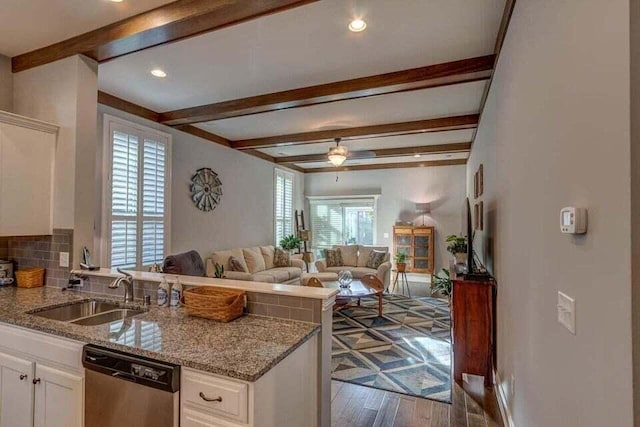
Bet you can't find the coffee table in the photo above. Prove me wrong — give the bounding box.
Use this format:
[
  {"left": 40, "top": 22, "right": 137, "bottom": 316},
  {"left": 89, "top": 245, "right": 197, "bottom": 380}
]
[{"left": 324, "top": 280, "right": 384, "bottom": 317}]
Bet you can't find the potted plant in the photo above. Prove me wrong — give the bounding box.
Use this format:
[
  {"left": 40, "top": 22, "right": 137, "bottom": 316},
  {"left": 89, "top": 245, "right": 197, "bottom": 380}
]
[
  {"left": 394, "top": 252, "right": 408, "bottom": 272},
  {"left": 446, "top": 234, "right": 468, "bottom": 264},
  {"left": 279, "top": 234, "right": 302, "bottom": 253},
  {"left": 432, "top": 268, "right": 452, "bottom": 303}
]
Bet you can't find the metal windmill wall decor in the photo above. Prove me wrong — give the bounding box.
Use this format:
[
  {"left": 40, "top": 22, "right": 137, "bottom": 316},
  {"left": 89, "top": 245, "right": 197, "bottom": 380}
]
[{"left": 190, "top": 168, "right": 222, "bottom": 212}]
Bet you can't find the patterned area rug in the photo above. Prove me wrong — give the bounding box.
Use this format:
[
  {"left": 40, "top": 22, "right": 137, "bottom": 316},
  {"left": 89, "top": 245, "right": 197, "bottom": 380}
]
[{"left": 331, "top": 294, "right": 452, "bottom": 403}]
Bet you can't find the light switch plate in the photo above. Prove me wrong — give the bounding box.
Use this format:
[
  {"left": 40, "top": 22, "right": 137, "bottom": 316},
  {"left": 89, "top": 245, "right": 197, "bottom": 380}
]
[
  {"left": 557, "top": 291, "right": 576, "bottom": 334},
  {"left": 383, "top": 233, "right": 389, "bottom": 239},
  {"left": 59, "top": 252, "right": 69, "bottom": 268}
]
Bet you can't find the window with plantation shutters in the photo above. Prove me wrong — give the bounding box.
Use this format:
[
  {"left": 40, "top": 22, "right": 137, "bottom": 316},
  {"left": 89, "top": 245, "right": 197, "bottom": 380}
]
[
  {"left": 104, "top": 115, "right": 171, "bottom": 269},
  {"left": 274, "top": 169, "right": 294, "bottom": 246}
]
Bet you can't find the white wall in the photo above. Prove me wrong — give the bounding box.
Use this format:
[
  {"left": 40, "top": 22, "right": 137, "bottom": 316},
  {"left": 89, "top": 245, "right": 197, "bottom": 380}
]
[
  {"left": 96, "top": 105, "right": 304, "bottom": 261},
  {"left": 304, "top": 165, "right": 466, "bottom": 273},
  {"left": 467, "top": 1, "right": 633, "bottom": 426},
  {"left": 0, "top": 54, "right": 12, "bottom": 112},
  {"left": 13, "top": 55, "right": 98, "bottom": 266}
]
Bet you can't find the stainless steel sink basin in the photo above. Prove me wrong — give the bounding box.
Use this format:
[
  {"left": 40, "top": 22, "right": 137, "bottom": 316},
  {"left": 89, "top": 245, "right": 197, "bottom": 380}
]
[
  {"left": 32, "top": 300, "right": 121, "bottom": 321},
  {"left": 30, "top": 300, "right": 145, "bottom": 326},
  {"left": 71, "top": 309, "right": 144, "bottom": 326}
]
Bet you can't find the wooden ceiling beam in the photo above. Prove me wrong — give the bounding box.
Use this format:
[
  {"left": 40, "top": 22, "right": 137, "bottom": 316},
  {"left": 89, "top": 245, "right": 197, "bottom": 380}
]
[
  {"left": 158, "top": 55, "right": 495, "bottom": 126},
  {"left": 232, "top": 114, "right": 479, "bottom": 150},
  {"left": 304, "top": 158, "right": 467, "bottom": 173},
  {"left": 98, "top": 90, "right": 230, "bottom": 148},
  {"left": 274, "top": 142, "right": 471, "bottom": 164},
  {"left": 12, "top": 0, "right": 318, "bottom": 72}
]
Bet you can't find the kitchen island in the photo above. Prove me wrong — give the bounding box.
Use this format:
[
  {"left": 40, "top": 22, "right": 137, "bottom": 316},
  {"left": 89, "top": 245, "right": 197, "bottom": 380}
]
[{"left": 0, "top": 284, "right": 331, "bottom": 427}]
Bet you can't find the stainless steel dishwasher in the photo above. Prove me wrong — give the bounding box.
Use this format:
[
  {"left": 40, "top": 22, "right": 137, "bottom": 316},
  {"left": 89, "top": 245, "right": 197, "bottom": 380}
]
[{"left": 82, "top": 345, "right": 180, "bottom": 427}]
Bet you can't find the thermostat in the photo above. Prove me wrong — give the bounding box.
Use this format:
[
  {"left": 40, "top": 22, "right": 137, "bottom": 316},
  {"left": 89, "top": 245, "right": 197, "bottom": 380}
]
[{"left": 560, "top": 207, "right": 587, "bottom": 234}]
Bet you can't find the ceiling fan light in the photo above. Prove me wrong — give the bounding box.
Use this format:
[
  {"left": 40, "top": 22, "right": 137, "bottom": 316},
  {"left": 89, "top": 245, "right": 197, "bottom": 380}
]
[
  {"left": 328, "top": 153, "right": 347, "bottom": 166},
  {"left": 328, "top": 145, "right": 348, "bottom": 166}
]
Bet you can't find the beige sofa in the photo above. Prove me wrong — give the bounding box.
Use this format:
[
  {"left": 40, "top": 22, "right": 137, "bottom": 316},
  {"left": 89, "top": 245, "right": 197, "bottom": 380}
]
[
  {"left": 315, "top": 245, "right": 392, "bottom": 288},
  {"left": 206, "top": 245, "right": 305, "bottom": 285}
]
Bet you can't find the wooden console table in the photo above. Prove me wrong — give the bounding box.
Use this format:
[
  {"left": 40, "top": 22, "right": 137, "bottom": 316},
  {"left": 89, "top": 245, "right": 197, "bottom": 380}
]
[{"left": 451, "top": 277, "right": 496, "bottom": 386}]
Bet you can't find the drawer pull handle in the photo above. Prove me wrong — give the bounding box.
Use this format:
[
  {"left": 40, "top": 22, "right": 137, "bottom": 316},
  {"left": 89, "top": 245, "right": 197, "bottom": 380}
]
[
  {"left": 199, "top": 392, "right": 222, "bottom": 403},
  {"left": 19, "top": 374, "right": 27, "bottom": 381},
  {"left": 32, "top": 378, "right": 41, "bottom": 385}
]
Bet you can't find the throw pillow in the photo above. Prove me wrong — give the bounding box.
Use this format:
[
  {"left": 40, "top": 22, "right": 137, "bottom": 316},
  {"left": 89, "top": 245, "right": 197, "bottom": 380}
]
[
  {"left": 336, "top": 245, "right": 358, "bottom": 266},
  {"left": 273, "top": 248, "right": 290, "bottom": 267},
  {"left": 366, "top": 250, "right": 387, "bottom": 269},
  {"left": 324, "top": 248, "right": 343, "bottom": 267},
  {"left": 229, "top": 256, "right": 247, "bottom": 272}
]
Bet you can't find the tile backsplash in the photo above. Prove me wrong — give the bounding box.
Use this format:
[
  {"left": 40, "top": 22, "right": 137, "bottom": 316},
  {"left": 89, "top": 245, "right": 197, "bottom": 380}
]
[{"left": 0, "top": 229, "right": 73, "bottom": 287}]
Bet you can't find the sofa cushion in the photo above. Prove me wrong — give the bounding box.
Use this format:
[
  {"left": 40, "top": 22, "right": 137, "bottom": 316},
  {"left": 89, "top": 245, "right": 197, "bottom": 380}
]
[
  {"left": 260, "top": 269, "right": 290, "bottom": 283},
  {"left": 229, "top": 256, "right": 247, "bottom": 272},
  {"left": 274, "top": 248, "right": 290, "bottom": 267},
  {"left": 251, "top": 273, "right": 275, "bottom": 283},
  {"left": 260, "top": 245, "right": 275, "bottom": 269},
  {"left": 243, "top": 247, "right": 266, "bottom": 273},
  {"left": 357, "top": 246, "right": 389, "bottom": 267},
  {"left": 324, "top": 266, "right": 377, "bottom": 278},
  {"left": 336, "top": 245, "right": 358, "bottom": 266},
  {"left": 366, "top": 250, "right": 387, "bottom": 269},
  {"left": 324, "top": 248, "right": 343, "bottom": 267},
  {"left": 268, "top": 266, "right": 302, "bottom": 280},
  {"left": 211, "top": 248, "right": 247, "bottom": 272}
]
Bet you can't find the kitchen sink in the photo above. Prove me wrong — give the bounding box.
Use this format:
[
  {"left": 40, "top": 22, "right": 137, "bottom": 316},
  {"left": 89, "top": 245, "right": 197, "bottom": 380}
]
[{"left": 30, "top": 300, "right": 145, "bottom": 326}]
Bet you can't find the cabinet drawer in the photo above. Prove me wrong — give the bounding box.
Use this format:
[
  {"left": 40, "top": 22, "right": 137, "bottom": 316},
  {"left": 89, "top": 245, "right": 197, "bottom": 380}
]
[{"left": 182, "top": 368, "right": 248, "bottom": 423}]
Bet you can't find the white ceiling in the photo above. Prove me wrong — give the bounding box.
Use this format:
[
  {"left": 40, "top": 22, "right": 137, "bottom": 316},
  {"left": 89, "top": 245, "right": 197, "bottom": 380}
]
[
  {"left": 198, "top": 81, "right": 485, "bottom": 140},
  {"left": 299, "top": 151, "right": 469, "bottom": 169},
  {"left": 259, "top": 129, "right": 475, "bottom": 157},
  {"left": 0, "top": 0, "right": 174, "bottom": 57},
  {"left": 37, "top": 0, "right": 505, "bottom": 171},
  {"left": 98, "top": 0, "right": 505, "bottom": 112}
]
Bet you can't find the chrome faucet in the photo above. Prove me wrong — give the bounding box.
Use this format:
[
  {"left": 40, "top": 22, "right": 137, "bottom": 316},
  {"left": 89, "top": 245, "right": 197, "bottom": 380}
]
[{"left": 109, "top": 268, "right": 135, "bottom": 304}]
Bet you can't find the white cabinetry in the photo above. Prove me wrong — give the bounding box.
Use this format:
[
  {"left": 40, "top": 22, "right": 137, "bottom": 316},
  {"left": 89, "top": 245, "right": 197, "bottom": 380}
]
[
  {"left": 0, "top": 111, "right": 57, "bottom": 236},
  {"left": 33, "top": 364, "right": 83, "bottom": 427},
  {"left": 181, "top": 334, "right": 318, "bottom": 427},
  {"left": 0, "top": 351, "right": 34, "bottom": 427},
  {"left": 0, "top": 323, "right": 84, "bottom": 427}
]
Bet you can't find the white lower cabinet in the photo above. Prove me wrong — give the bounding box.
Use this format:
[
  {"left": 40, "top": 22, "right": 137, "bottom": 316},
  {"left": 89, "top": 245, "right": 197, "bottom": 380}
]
[
  {"left": 33, "top": 364, "right": 83, "bottom": 427},
  {"left": 181, "top": 334, "right": 318, "bottom": 427},
  {"left": 0, "top": 324, "right": 84, "bottom": 427},
  {"left": 0, "top": 351, "right": 34, "bottom": 427}
]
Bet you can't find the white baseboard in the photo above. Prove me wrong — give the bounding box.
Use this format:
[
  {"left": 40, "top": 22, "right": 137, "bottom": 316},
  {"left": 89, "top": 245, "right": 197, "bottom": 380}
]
[{"left": 494, "top": 372, "right": 515, "bottom": 427}]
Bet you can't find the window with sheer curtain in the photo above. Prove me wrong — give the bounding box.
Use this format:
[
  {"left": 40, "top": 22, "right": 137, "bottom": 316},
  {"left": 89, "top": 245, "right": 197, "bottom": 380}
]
[
  {"left": 274, "top": 169, "right": 294, "bottom": 246},
  {"left": 103, "top": 115, "right": 171, "bottom": 269},
  {"left": 308, "top": 197, "right": 377, "bottom": 256}
]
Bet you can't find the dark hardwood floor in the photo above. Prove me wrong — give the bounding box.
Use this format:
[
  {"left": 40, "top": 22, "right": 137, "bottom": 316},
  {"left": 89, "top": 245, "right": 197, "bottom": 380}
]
[{"left": 331, "top": 374, "right": 503, "bottom": 427}]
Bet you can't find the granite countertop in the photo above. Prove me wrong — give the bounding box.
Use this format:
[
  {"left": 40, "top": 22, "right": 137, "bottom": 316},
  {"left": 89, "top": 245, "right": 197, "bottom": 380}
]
[{"left": 0, "top": 287, "right": 320, "bottom": 382}]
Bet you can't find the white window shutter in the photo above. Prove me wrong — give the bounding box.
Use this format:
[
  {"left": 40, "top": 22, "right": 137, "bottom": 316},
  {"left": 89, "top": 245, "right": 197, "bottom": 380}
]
[
  {"left": 106, "top": 118, "right": 170, "bottom": 269},
  {"left": 274, "top": 169, "right": 294, "bottom": 246}
]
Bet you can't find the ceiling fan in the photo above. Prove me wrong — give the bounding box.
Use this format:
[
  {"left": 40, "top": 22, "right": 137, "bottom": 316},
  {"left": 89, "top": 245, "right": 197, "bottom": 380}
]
[
  {"left": 327, "top": 138, "right": 348, "bottom": 166},
  {"left": 327, "top": 138, "right": 377, "bottom": 167}
]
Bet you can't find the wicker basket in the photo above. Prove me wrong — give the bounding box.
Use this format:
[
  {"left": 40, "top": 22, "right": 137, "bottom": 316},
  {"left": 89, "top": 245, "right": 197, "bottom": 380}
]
[
  {"left": 183, "top": 287, "right": 245, "bottom": 322},
  {"left": 15, "top": 267, "right": 45, "bottom": 288}
]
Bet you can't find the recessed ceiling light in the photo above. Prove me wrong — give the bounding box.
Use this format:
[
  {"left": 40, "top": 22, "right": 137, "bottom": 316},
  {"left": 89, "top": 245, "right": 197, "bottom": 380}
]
[
  {"left": 150, "top": 69, "right": 167, "bottom": 78},
  {"left": 348, "top": 18, "right": 367, "bottom": 32},
  {"left": 108, "top": 0, "right": 124, "bottom": 2},
  {"left": 413, "top": 154, "right": 421, "bottom": 158}
]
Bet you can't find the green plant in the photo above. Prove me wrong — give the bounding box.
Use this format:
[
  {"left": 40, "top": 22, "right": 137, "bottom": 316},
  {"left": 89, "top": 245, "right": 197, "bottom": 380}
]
[
  {"left": 432, "top": 268, "right": 452, "bottom": 297},
  {"left": 279, "top": 234, "right": 302, "bottom": 251},
  {"left": 446, "top": 234, "right": 468, "bottom": 255},
  {"left": 214, "top": 263, "right": 225, "bottom": 279},
  {"left": 394, "top": 252, "right": 408, "bottom": 264}
]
